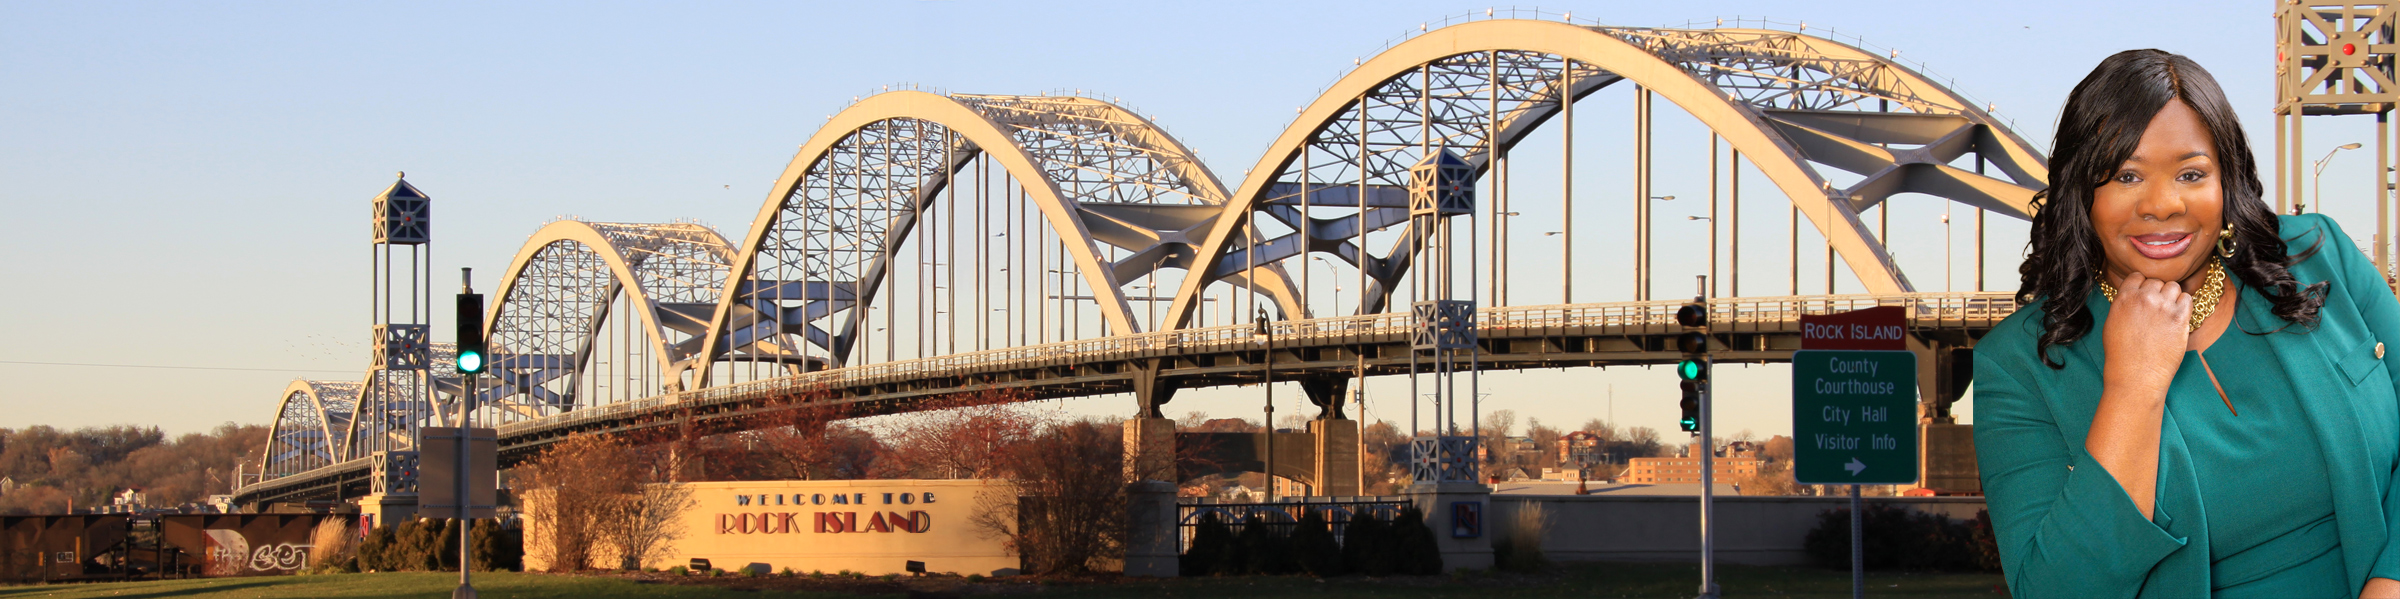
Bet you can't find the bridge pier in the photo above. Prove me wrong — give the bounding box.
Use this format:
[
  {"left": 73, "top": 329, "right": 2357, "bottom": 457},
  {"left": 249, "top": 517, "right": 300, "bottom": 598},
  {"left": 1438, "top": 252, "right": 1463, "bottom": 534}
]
[
  {"left": 1909, "top": 336, "right": 1980, "bottom": 493},
  {"left": 1309, "top": 418, "right": 1362, "bottom": 496},
  {"left": 1125, "top": 417, "right": 1177, "bottom": 482}
]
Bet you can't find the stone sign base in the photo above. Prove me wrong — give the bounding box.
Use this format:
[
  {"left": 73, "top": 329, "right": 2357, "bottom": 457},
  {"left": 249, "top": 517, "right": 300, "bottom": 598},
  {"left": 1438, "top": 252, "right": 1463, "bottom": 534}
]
[{"left": 526, "top": 479, "right": 1014, "bottom": 576}]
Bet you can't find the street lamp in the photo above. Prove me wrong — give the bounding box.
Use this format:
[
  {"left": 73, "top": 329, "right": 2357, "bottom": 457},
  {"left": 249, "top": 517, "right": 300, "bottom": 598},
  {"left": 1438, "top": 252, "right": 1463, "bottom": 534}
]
[
  {"left": 1940, "top": 211, "right": 1952, "bottom": 292},
  {"left": 1311, "top": 256, "right": 1342, "bottom": 316},
  {"left": 2306, "top": 142, "right": 2364, "bottom": 214},
  {"left": 1688, "top": 215, "right": 1715, "bottom": 292},
  {"left": 1253, "top": 308, "right": 1275, "bottom": 500}
]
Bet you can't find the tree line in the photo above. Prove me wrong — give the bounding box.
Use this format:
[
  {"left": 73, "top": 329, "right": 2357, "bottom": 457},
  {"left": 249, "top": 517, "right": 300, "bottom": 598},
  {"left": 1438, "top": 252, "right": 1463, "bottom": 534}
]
[{"left": 0, "top": 423, "right": 267, "bottom": 515}]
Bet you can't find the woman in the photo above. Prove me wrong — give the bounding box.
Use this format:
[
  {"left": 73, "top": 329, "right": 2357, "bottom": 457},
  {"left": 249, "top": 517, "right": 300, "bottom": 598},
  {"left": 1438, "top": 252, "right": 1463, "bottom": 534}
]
[{"left": 1976, "top": 49, "right": 2400, "bottom": 598}]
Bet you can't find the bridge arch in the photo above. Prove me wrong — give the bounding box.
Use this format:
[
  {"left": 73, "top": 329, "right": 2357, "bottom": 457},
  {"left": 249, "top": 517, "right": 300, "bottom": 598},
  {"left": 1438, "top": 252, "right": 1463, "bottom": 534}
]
[
  {"left": 1165, "top": 19, "right": 2048, "bottom": 327},
  {"left": 261, "top": 380, "right": 360, "bottom": 478},
  {"left": 482, "top": 220, "right": 735, "bottom": 422},
  {"left": 692, "top": 91, "right": 1298, "bottom": 386}
]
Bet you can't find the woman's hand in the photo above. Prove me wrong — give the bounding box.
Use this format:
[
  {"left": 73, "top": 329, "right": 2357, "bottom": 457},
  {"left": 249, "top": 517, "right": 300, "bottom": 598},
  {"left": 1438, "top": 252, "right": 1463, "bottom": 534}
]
[
  {"left": 2087, "top": 270, "right": 2191, "bottom": 519},
  {"left": 2364, "top": 577, "right": 2400, "bottom": 599},
  {"left": 2102, "top": 271, "right": 2194, "bottom": 393}
]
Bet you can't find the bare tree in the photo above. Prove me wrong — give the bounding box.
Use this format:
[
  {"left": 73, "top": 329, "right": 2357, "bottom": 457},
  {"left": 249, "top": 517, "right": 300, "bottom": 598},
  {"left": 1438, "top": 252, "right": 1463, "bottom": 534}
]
[
  {"left": 592, "top": 482, "right": 694, "bottom": 570},
  {"left": 1360, "top": 420, "right": 1411, "bottom": 494},
  {"left": 970, "top": 419, "right": 1126, "bottom": 575},
  {"left": 517, "top": 433, "right": 639, "bottom": 571},
  {"left": 880, "top": 389, "right": 1043, "bottom": 479},
  {"left": 1524, "top": 418, "right": 1564, "bottom": 471},
  {"left": 1480, "top": 410, "right": 1518, "bottom": 470}
]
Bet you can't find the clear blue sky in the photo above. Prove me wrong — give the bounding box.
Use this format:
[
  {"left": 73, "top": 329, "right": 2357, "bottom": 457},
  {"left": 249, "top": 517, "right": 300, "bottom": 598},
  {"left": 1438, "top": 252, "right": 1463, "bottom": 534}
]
[{"left": 2, "top": 0, "right": 2360, "bottom": 442}]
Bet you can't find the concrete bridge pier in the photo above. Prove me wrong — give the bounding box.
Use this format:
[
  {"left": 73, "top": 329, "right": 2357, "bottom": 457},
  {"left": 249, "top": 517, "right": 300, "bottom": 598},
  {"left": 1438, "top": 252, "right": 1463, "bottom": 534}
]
[
  {"left": 1909, "top": 336, "right": 1980, "bottom": 493},
  {"left": 1125, "top": 417, "right": 1177, "bottom": 482}
]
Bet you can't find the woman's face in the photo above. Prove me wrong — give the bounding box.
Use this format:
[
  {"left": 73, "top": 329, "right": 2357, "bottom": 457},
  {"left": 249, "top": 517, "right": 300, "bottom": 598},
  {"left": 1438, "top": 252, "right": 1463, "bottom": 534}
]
[{"left": 2089, "top": 99, "right": 2224, "bottom": 287}]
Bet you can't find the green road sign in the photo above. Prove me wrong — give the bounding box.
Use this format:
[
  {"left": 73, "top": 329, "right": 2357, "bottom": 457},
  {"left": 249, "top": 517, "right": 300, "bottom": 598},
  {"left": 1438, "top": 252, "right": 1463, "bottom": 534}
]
[{"left": 1792, "top": 349, "right": 1918, "bottom": 485}]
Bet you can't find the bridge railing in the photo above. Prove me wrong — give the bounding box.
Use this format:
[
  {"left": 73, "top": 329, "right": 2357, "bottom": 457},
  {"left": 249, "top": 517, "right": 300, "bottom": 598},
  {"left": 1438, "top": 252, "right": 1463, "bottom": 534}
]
[
  {"left": 243, "top": 293, "right": 2022, "bottom": 497},
  {"left": 658, "top": 293, "right": 2017, "bottom": 419}
]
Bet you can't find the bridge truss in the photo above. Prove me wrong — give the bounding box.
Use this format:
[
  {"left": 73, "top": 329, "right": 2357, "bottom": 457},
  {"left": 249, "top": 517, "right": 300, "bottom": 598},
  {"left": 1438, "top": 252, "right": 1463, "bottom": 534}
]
[{"left": 244, "top": 16, "right": 2045, "bottom": 507}]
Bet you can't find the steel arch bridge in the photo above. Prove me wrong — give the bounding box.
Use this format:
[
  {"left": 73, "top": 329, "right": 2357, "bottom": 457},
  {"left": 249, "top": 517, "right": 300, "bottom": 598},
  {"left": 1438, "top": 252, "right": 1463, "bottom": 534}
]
[{"left": 243, "top": 17, "right": 2042, "bottom": 508}]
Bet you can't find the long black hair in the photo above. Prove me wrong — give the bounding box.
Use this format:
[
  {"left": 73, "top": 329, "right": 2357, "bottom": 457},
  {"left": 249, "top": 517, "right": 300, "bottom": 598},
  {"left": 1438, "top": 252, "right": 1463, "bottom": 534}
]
[{"left": 2020, "top": 49, "right": 2323, "bottom": 368}]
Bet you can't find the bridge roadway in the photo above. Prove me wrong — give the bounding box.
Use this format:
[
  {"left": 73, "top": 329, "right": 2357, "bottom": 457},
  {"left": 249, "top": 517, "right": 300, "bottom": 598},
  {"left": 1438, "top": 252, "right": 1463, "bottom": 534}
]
[{"left": 236, "top": 292, "right": 2015, "bottom": 509}]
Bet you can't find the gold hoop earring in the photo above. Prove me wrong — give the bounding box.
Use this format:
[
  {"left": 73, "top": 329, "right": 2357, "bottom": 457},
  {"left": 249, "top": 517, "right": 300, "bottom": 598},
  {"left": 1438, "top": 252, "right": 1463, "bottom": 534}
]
[{"left": 2218, "top": 224, "right": 2237, "bottom": 259}]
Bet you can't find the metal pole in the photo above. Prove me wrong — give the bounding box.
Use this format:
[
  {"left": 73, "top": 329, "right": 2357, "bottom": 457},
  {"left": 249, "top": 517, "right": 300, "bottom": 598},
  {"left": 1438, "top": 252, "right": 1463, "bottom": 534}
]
[
  {"left": 1697, "top": 275, "right": 1717, "bottom": 599},
  {"left": 1851, "top": 483, "right": 1865, "bottom": 599},
  {"left": 456, "top": 270, "right": 477, "bottom": 599},
  {"left": 1709, "top": 135, "right": 1719, "bottom": 297},
  {"left": 1562, "top": 63, "right": 1576, "bottom": 304},
  {"left": 1263, "top": 310, "right": 1275, "bottom": 501},
  {"left": 1732, "top": 149, "right": 1741, "bottom": 297},
  {"left": 2278, "top": 106, "right": 2290, "bottom": 213},
  {"left": 2382, "top": 111, "right": 2392, "bottom": 276}
]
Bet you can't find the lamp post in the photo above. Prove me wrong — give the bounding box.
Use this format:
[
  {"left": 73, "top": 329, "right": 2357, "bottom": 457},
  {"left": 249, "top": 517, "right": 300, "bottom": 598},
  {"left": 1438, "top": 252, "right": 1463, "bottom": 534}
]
[
  {"left": 1941, "top": 211, "right": 1952, "bottom": 292},
  {"left": 1645, "top": 195, "right": 1676, "bottom": 300},
  {"left": 1687, "top": 215, "right": 1714, "bottom": 290},
  {"left": 2307, "top": 142, "right": 2364, "bottom": 214},
  {"left": 1312, "top": 256, "right": 1341, "bottom": 316},
  {"left": 1253, "top": 309, "right": 1274, "bottom": 500}
]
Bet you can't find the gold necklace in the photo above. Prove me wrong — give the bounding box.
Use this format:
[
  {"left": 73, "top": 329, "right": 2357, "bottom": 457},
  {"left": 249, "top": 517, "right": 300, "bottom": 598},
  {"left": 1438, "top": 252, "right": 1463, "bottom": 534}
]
[{"left": 2097, "top": 259, "right": 2228, "bottom": 333}]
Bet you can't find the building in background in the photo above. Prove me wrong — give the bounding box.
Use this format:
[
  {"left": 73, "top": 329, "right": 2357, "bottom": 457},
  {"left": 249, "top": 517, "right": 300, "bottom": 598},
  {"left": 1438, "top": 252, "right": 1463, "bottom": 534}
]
[{"left": 1621, "top": 440, "right": 1762, "bottom": 485}]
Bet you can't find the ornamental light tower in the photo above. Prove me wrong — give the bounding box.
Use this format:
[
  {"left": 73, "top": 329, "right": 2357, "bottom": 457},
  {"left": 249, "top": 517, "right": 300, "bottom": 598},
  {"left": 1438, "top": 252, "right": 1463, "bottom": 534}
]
[{"left": 361, "top": 172, "right": 437, "bottom": 502}]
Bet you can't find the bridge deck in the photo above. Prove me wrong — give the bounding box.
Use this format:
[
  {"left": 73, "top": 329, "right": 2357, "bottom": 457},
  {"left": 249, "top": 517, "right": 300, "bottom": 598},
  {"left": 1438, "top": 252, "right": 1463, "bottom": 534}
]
[{"left": 236, "top": 293, "right": 2016, "bottom": 507}]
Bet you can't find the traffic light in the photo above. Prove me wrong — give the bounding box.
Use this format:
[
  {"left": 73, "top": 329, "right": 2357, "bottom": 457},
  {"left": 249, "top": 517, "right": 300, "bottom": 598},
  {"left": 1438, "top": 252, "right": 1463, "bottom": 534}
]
[
  {"left": 456, "top": 291, "right": 486, "bottom": 375},
  {"left": 1679, "top": 381, "right": 1701, "bottom": 433},
  {"left": 1675, "top": 301, "right": 1708, "bottom": 433}
]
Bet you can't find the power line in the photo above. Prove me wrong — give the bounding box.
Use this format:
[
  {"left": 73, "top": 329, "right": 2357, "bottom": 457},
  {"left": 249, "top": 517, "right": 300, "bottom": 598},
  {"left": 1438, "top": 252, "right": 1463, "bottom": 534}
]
[{"left": 0, "top": 360, "right": 352, "bottom": 374}]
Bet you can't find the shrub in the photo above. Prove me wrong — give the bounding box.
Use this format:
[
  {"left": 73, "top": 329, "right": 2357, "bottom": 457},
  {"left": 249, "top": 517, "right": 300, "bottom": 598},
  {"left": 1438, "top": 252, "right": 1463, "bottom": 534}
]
[
  {"left": 967, "top": 573, "right": 986, "bottom": 582},
  {"left": 357, "top": 525, "right": 396, "bottom": 571},
  {"left": 1390, "top": 507, "right": 1443, "bottom": 576},
  {"left": 1342, "top": 512, "right": 1394, "bottom": 576},
  {"left": 1290, "top": 509, "right": 1344, "bottom": 577},
  {"left": 1235, "top": 513, "right": 1298, "bottom": 575},
  {"left": 1971, "top": 509, "right": 2003, "bottom": 572},
  {"left": 1802, "top": 503, "right": 1994, "bottom": 572},
  {"left": 1180, "top": 511, "right": 1237, "bottom": 576},
  {"left": 470, "top": 519, "right": 523, "bottom": 572},
  {"left": 668, "top": 565, "right": 687, "bottom": 576}
]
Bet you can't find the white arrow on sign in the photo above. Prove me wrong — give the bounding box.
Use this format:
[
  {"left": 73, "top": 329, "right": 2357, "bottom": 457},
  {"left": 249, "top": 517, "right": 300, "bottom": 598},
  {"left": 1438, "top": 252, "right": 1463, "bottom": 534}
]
[{"left": 1846, "top": 458, "right": 1867, "bottom": 476}]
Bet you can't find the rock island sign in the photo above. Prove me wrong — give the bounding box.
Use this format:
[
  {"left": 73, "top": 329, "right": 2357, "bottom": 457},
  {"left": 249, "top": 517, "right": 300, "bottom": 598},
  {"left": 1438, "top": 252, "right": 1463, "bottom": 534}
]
[{"left": 1792, "top": 307, "right": 1918, "bottom": 485}]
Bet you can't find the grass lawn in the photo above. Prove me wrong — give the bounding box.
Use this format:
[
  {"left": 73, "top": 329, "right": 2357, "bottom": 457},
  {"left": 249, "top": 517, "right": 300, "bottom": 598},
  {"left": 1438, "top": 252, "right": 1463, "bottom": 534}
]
[{"left": 0, "top": 563, "right": 2005, "bottom": 598}]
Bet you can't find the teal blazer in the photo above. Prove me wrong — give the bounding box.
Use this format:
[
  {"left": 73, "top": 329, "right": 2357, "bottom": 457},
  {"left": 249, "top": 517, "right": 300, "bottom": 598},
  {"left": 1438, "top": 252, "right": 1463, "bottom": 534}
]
[{"left": 1976, "top": 214, "right": 2400, "bottom": 598}]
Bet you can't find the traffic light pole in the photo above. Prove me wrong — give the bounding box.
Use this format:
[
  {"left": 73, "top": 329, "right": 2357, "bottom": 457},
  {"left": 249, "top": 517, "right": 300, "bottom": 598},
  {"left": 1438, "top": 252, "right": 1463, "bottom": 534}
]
[
  {"left": 456, "top": 368, "right": 477, "bottom": 599},
  {"left": 1695, "top": 276, "right": 1718, "bottom": 599},
  {"left": 455, "top": 268, "right": 481, "bottom": 599}
]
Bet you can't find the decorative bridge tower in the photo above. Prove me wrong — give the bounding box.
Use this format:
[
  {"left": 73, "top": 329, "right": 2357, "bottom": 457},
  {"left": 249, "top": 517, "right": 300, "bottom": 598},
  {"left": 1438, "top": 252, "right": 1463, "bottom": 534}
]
[{"left": 359, "top": 173, "right": 438, "bottom": 523}]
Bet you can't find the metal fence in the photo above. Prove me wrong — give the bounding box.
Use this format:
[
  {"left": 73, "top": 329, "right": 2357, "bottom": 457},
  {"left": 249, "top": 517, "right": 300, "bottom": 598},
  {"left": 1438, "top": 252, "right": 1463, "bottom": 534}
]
[{"left": 1175, "top": 497, "right": 1409, "bottom": 552}]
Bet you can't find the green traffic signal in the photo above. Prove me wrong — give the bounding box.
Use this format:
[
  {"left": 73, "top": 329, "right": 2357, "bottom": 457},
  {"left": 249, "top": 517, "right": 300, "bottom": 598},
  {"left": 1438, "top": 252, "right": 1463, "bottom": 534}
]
[
  {"left": 1678, "top": 358, "right": 1709, "bottom": 381},
  {"left": 457, "top": 291, "right": 487, "bottom": 375},
  {"left": 1678, "top": 380, "right": 1701, "bottom": 433}
]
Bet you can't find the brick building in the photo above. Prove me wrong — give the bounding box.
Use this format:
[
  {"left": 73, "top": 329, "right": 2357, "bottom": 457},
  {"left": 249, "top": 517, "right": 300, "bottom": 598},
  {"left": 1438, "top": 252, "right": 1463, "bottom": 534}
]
[{"left": 1621, "top": 440, "right": 1762, "bottom": 484}]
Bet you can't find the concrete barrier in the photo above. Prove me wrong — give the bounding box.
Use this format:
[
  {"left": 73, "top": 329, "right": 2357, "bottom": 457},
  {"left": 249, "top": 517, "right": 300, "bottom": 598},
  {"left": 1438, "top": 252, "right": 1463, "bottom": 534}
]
[{"left": 1490, "top": 494, "right": 1985, "bottom": 566}]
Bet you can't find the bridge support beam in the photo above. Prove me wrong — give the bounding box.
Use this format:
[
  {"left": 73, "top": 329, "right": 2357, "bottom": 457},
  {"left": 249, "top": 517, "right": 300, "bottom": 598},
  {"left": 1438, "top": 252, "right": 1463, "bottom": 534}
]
[
  {"left": 1131, "top": 362, "right": 1178, "bottom": 419},
  {"left": 1298, "top": 376, "right": 1349, "bottom": 420},
  {"left": 1125, "top": 417, "right": 1177, "bottom": 482},
  {"left": 1309, "top": 418, "right": 1361, "bottom": 496}
]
